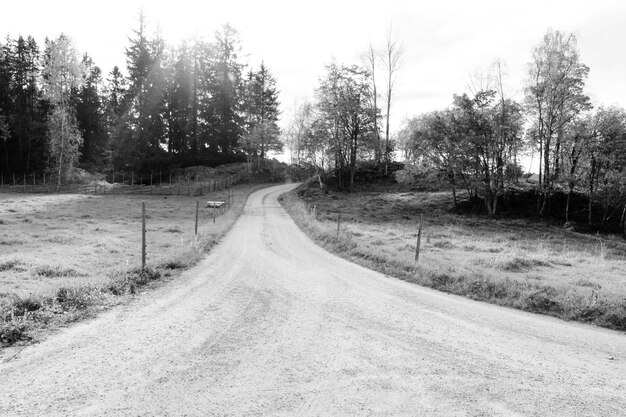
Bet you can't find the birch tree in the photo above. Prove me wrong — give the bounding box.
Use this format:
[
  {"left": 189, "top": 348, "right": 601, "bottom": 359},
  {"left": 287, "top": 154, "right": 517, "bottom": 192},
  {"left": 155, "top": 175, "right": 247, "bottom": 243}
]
[
  {"left": 42, "top": 34, "right": 85, "bottom": 188},
  {"left": 525, "top": 29, "right": 591, "bottom": 215}
]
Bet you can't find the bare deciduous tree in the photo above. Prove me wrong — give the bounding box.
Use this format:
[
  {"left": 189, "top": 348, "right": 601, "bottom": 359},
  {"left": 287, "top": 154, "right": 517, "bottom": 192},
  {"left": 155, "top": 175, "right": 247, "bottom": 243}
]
[
  {"left": 361, "top": 43, "right": 382, "bottom": 174},
  {"left": 381, "top": 24, "right": 404, "bottom": 174}
]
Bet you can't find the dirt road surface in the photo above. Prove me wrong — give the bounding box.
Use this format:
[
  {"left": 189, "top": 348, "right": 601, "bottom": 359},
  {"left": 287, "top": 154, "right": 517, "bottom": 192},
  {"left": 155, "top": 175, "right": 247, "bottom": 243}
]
[{"left": 1, "top": 184, "right": 625, "bottom": 416}]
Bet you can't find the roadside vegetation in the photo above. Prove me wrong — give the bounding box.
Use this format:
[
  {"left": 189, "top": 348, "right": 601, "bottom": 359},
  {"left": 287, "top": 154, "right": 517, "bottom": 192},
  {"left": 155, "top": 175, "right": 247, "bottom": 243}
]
[
  {"left": 284, "top": 29, "right": 626, "bottom": 237},
  {"left": 277, "top": 27, "right": 626, "bottom": 331},
  {"left": 281, "top": 180, "right": 626, "bottom": 331},
  {"left": 0, "top": 183, "right": 264, "bottom": 347}
]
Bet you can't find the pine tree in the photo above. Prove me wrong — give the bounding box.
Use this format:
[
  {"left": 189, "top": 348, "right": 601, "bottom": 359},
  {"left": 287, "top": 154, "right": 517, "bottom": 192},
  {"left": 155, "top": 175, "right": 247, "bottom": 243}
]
[
  {"left": 8, "top": 36, "right": 47, "bottom": 173},
  {"left": 104, "top": 65, "right": 130, "bottom": 172},
  {"left": 123, "top": 10, "right": 152, "bottom": 172},
  {"left": 123, "top": 11, "right": 168, "bottom": 173},
  {"left": 0, "top": 37, "right": 13, "bottom": 173},
  {"left": 165, "top": 41, "right": 193, "bottom": 159},
  {"left": 144, "top": 26, "right": 167, "bottom": 158},
  {"left": 242, "top": 62, "right": 281, "bottom": 167},
  {"left": 74, "top": 54, "right": 108, "bottom": 170},
  {"left": 199, "top": 24, "right": 245, "bottom": 161}
]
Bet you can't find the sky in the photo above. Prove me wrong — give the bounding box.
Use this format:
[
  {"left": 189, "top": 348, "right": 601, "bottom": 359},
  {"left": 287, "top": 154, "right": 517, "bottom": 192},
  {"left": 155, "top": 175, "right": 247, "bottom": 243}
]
[{"left": 2, "top": 0, "right": 625, "bottom": 137}]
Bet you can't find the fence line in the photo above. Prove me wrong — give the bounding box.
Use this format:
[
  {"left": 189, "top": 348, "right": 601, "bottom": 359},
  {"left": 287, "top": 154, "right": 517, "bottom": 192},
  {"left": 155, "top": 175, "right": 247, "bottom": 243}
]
[
  {"left": 140, "top": 188, "right": 235, "bottom": 269},
  {"left": 0, "top": 170, "right": 248, "bottom": 197}
]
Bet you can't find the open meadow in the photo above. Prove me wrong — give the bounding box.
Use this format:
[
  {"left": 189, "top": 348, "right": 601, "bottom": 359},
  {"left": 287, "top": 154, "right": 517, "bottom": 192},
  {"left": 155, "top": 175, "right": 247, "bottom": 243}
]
[
  {"left": 282, "top": 182, "right": 626, "bottom": 331},
  {"left": 0, "top": 184, "right": 262, "bottom": 345}
]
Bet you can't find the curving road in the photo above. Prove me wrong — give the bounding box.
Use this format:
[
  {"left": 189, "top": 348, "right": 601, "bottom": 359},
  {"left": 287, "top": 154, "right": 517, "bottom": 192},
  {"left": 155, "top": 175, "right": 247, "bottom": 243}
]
[{"left": 1, "top": 184, "right": 625, "bottom": 416}]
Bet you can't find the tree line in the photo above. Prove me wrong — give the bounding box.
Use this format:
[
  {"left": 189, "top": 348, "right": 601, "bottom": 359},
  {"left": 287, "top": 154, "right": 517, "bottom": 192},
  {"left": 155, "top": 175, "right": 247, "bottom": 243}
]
[
  {"left": 0, "top": 11, "right": 281, "bottom": 184},
  {"left": 397, "top": 29, "right": 626, "bottom": 232},
  {"left": 285, "top": 28, "right": 403, "bottom": 191},
  {"left": 286, "top": 29, "right": 625, "bottom": 233}
]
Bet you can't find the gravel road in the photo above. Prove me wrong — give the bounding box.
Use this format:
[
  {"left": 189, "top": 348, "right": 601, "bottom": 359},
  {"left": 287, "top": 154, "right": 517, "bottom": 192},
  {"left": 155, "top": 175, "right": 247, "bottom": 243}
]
[{"left": 1, "top": 183, "right": 625, "bottom": 416}]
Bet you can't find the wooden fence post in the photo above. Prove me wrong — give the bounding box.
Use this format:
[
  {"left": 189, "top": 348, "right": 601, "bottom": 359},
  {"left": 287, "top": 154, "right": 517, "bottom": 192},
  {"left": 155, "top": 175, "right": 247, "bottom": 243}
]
[
  {"left": 12, "top": 172, "right": 15, "bottom": 186},
  {"left": 150, "top": 171, "right": 153, "bottom": 187},
  {"left": 337, "top": 214, "right": 341, "bottom": 236},
  {"left": 213, "top": 204, "right": 216, "bottom": 224},
  {"left": 415, "top": 215, "right": 423, "bottom": 263},
  {"left": 195, "top": 200, "right": 199, "bottom": 235},
  {"left": 142, "top": 202, "right": 146, "bottom": 270}
]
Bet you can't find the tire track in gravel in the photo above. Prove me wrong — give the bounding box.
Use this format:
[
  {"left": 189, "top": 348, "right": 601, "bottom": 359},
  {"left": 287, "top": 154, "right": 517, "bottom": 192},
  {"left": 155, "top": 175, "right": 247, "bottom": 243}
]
[{"left": 0, "top": 183, "right": 625, "bottom": 416}]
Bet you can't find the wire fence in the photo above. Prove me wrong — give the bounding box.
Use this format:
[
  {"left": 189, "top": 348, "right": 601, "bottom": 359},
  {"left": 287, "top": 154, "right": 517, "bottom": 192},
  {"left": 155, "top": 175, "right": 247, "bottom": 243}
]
[{"left": 0, "top": 169, "right": 248, "bottom": 197}]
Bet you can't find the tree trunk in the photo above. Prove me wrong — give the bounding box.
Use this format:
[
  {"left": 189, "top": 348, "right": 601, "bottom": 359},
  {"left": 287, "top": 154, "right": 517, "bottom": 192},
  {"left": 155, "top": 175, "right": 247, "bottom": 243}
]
[
  {"left": 588, "top": 157, "right": 596, "bottom": 226},
  {"left": 492, "top": 193, "right": 498, "bottom": 216},
  {"left": 622, "top": 203, "right": 626, "bottom": 238},
  {"left": 192, "top": 40, "right": 199, "bottom": 153},
  {"left": 450, "top": 169, "right": 458, "bottom": 209},
  {"left": 601, "top": 190, "right": 609, "bottom": 230},
  {"left": 588, "top": 183, "right": 593, "bottom": 226},
  {"left": 57, "top": 110, "right": 65, "bottom": 192},
  {"left": 536, "top": 134, "right": 543, "bottom": 214},
  {"left": 566, "top": 185, "right": 573, "bottom": 223},
  {"left": 384, "top": 95, "right": 391, "bottom": 175},
  {"left": 539, "top": 189, "right": 550, "bottom": 216},
  {"left": 349, "top": 168, "right": 355, "bottom": 191},
  {"left": 484, "top": 196, "right": 493, "bottom": 216},
  {"left": 3, "top": 142, "right": 8, "bottom": 173},
  {"left": 543, "top": 135, "right": 550, "bottom": 190},
  {"left": 538, "top": 134, "right": 543, "bottom": 187},
  {"left": 349, "top": 131, "right": 358, "bottom": 191},
  {"left": 367, "top": 46, "right": 381, "bottom": 177},
  {"left": 316, "top": 167, "right": 324, "bottom": 189},
  {"left": 484, "top": 188, "right": 498, "bottom": 216}
]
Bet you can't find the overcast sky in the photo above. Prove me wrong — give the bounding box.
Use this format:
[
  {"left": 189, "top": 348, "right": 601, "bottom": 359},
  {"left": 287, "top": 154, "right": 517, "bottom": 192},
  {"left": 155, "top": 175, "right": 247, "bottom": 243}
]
[{"left": 2, "top": 0, "right": 625, "bottom": 134}]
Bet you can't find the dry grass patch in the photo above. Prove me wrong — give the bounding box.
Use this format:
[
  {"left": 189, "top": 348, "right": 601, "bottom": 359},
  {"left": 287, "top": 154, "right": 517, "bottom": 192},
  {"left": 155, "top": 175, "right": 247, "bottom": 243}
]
[
  {"left": 0, "top": 260, "right": 26, "bottom": 272},
  {"left": 0, "top": 183, "right": 265, "bottom": 347},
  {"left": 33, "top": 265, "right": 86, "bottom": 278},
  {"left": 282, "top": 182, "right": 626, "bottom": 331}
]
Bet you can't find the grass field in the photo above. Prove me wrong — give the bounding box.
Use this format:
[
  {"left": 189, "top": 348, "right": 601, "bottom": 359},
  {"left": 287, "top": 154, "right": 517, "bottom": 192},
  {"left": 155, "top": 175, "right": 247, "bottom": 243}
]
[
  {"left": 0, "top": 184, "right": 263, "bottom": 346},
  {"left": 281, "top": 182, "right": 626, "bottom": 331}
]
